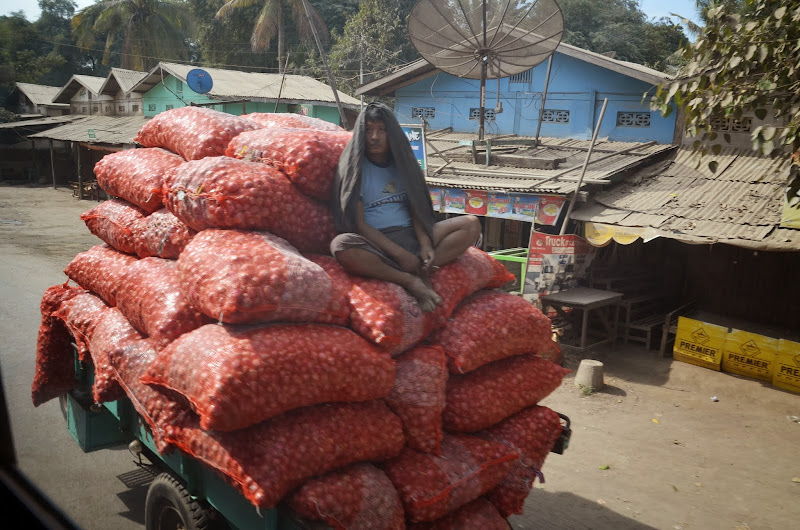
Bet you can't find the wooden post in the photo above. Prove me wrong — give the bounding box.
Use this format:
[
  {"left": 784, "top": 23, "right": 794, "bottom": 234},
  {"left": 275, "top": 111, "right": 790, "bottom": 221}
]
[
  {"left": 49, "top": 139, "right": 56, "bottom": 189},
  {"left": 74, "top": 142, "right": 83, "bottom": 200}
]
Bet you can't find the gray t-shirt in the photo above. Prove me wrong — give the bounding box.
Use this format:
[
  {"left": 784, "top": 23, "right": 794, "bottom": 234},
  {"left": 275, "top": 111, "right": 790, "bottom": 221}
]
[{"left": 360, "top": 159, "right": 412, "bottom": 229}]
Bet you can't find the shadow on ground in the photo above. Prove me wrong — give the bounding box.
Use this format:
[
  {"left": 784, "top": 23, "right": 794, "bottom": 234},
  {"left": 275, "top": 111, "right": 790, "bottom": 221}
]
[{"left": 510, "top": 489, "right": 657, "bottom": 529}]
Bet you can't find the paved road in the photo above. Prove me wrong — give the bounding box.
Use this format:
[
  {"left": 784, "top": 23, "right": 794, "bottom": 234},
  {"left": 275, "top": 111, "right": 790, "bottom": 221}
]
[{"left": 0, "top": 186, "right": 147, "bottom": 529}]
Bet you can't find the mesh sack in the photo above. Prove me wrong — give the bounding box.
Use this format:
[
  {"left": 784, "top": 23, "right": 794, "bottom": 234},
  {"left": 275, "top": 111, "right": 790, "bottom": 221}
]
[
  {"left": 63, "top": 244, "right": 138, "bottom": 306},
  {"left": 479, "top": 406, "right": 563, "bottom": 517},
  {"left": 347, "top": 247, "right": 515, "bottom": 355},
  {"left": 87, "top": 307, "right": 144, "bottom": 404},
  {"left": 177, "top": 229, "right": 348, "bottom": 325},
  {"left": 134, "top": 107, "right": 260, "bottom": 161},
  {"left": 286, "top": 462, "right": 405, "bottom": 530},
  {"left": 80, "top": 199, "right": 146, "bottom": 255},
  {"left": 242, "top": 112, "right": 346, "bottom": 132},
  {"left": 142, "top": 322, "right": 396, "bottom": 432},
  {"left": 433, "top": 291, "right": 553, "bottom": 374},
  {"left": 93, "top": 147, "right": 185, "bottom": 213},
  {"left": 385, "top": 345, "right": 448, "bottom": 455},
  {"left": 173, "top": 400, "right": 405, "bottom": 508},
  {"left": 407, "top": 497, "right": 509, "bottom": 530},
  {"left": 31, "top": 284, "right": 87, "bottom": 407},
  {"left": 51, "top": 292, "right": 110, "bottom": 363},
  {"left": 114, "top": 257, "right": 211, "bottom": 348},
  {"left": 226, "top": 127, "right": 352, "bottom": 200},
  {"left": 132, "top": 208, "right": 196, "bottom": 259},
  {"left": 162, "top": 156, "right": 336, "bottom": 253},
  {"left": 382, "top": 434, "right": 518, "bottom": 523},
  {"left": 108, "top": 338, "right": 195, "bottom": 452},
  {"left": 303, "top": 253, "right": 354, "bottom": 291},
  {"left": 443, "top": 355, "right": 570, "bottom": 433}
]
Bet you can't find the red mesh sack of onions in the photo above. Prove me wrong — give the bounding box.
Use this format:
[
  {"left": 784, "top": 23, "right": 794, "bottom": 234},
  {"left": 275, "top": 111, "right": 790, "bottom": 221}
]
[
  {"left": 286, "top": 463, "right": 405, "bottom": 530},
  {"left": 64, "top": 245, "right": 138, "bottom": 306},
  {"left": 50, "top": 292, "right": 110, "bottom": 363},
  {"left": 432, "top": 291, "right": 553, "bottom": 375},
  {"left": 162, "top": 156, "right": 336, "bottom": 253},
  {"left": 141, "top": 322, "right": 396, "bottom": 432},
  {"left": 347, "top": 247, "right": 515, "bottom": 355},
  {"left": 80, "top": 199, "right": 146, "bottom": 255},
  {"left": 134, "top": 107, "right": 260, "bottom": 161},
  {"left": 114, "top": 257, "right": 212, "bottom": 348},
  {"left": 407, "top": 497, "right": 508, "bottom": 530},
  {"left": 172, "top": 400, "right": 405, "bottom": 509},
  {"left": 177, "top": 229, "right": 348, "bottom": 325},
  {"left": 242, "top": 112, "right": 346, "bottom": 132},
  {"left": 31, "top": 284, "right": 87, "bottom": 407},
  {"left": 385, "top": 345, "right": 448, "bottom": 455},
  {"left": 93, "top": 147, "right": 185, "bottom": 213},
  {"left": 478, "top": 406, "right": 563, "bottom": 517},
  {"left": 382, "top": 434, "right": 518, "bottom": 523},
  {"left": 226, "top": 127, "right": 352, "bottom": 200},
  {"left": 132, "top": 208, "right": 196, "bottom": 259},
  {"left": 86, "top": 307, "right": 144, "bottom": 404},
  {"left": 443, "top": 355, "right": 570, "bottom": 433},
  {"left": 108, "top": 338, "right": 195, "bottom": 452}
]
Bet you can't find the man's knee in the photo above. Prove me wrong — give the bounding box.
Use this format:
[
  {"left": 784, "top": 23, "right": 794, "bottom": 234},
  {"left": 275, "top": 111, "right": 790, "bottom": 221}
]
[{"left": 464, "top": 215, "right": 481, "bottom": 241}]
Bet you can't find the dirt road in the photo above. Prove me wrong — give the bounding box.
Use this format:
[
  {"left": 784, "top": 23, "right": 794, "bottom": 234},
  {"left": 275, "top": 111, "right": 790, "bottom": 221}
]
[{"left": 1, "top": 185, "right": 798, "bottom": 529}]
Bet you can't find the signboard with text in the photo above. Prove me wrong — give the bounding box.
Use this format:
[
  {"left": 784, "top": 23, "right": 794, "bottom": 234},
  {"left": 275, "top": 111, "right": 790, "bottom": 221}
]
[
  {"left": 522, "top": 232, "right": 594, "bottom": 300},
  {"left": 400, "top": 124, "right": 427, "bottom": 171}
]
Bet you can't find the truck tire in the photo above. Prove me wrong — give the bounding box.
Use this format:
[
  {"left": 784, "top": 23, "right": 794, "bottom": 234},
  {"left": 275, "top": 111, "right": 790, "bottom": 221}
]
[{"left": 145, "top": 472, "right": 210, "bottom": 530}]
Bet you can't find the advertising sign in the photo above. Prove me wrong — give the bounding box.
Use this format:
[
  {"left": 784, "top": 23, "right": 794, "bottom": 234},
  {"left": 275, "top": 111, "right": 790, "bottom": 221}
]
[
  {"left": 465, "top": 190, "right": 488, "bottom": 215},
  {"left": 444, "top": 188, "right": 466, "bottom": 213},
  {"left": 429, "top": 187, "right": 443, "bottom": 212},
  {"left": 672, "top": 317, "right": 727, "bottom": 371},
  {"left": 522, "top": 231, "right": 594, "bottom": 300},
  {"left": 400, "top": 124, "right": 427, "bottom": 171}
]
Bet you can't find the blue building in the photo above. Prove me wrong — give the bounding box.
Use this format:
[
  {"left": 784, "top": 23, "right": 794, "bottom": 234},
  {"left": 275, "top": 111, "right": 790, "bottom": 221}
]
[{"left": 358, "top": 42, "right": 678, "bottom": 144}]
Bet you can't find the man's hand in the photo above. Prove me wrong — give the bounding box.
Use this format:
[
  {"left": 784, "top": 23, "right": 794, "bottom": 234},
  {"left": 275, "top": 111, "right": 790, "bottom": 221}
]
[
  {"left": 396, "top": 249, "right": 422, "bottom": 275},
  {"left": 419, "top": 245, "right": 436, "bottom": 273}
]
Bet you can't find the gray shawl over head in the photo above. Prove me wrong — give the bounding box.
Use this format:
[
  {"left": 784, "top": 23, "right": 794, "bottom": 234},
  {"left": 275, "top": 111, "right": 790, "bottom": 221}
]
[{"left": 331, "top": 102, "right": 435, "bottom": 242}]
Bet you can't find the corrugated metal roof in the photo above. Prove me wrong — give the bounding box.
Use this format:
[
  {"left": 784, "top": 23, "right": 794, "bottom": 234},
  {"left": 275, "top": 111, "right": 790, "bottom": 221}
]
[
  {"left": 570, "top": 146, "right": 800, "bottom": 251},
  {"left": 0, "top": 115, "right": 82, "bottom": 130},
  {"left": 52, "top": 75, "right": 107, "bottom": 103},
  {"left": 14, "top": 83, "right": 66, "bottom": 106},
  {"left": 100, "top": 68, "right": 148, "bottom": 95},
  {"left": 28, "top": 116, "right": 148, "bottom": 145},
  {"left": 131, "top": 62, "right": 361, "bottom": 108},
  {"left": 424, "top": 131, "right": 675, "bottom": 195}
]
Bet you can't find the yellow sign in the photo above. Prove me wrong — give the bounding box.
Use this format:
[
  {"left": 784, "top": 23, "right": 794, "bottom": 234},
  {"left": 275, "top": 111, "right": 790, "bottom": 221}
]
[
  {"left": 773, "top": 339, "right": 800, "bottom": 394},
  {"left": 672, "top": 317, "right": 726, "bottom": 371},
  {"left": 584, "top": 222, "right": 643, "bottom": 246},
  {"left": 721, "top": 329, "right": 778, "bottom": 382}
]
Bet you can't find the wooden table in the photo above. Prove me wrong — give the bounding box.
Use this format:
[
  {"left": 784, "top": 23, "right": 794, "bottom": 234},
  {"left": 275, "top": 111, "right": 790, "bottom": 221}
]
[{"left": 541, "top": 287, "right": 624, "bottom": 352}]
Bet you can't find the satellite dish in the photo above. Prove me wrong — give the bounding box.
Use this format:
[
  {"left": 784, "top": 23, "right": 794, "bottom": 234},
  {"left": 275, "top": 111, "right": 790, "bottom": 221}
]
[
  {"left": 408, "top": 0, "right": 563, "bottom": 139},
  {"left": 186, "top": 69, "right": 213, "bottom": 94}
]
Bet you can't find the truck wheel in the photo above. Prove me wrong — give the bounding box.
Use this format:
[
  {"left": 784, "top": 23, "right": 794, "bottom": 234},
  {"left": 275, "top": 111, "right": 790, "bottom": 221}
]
[{"left": 145, "top": 472, "right": 210, "bottom": 530}]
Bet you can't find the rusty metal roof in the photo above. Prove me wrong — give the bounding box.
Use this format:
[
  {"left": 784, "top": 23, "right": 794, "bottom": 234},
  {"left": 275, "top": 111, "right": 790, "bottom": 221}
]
[
  {"left": 424, "top": 131, "right": 675, "bottom": 195},
  {"left": 99, "top": 68, "right": 148, "bottom": 95},
  {"left": 28, "top": 116, "right": 148, "bottom": 145},
  {"left": 570, "top": 146, "right": 800, "bottom": 251},
  {"left": 14, "top": 83, "right": 67, "bottom": 107}
]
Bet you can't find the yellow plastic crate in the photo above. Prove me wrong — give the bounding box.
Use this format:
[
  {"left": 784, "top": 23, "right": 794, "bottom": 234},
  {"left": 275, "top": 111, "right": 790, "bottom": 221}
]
[
  {"left": 672, "top": 317, "right": 726, "bottom": 371},
  {"left": 773, "top": 339, "right": 800, "bottom": 394},
  {"left": 721, "top": 329, "right": 778, "bottom": 383}
]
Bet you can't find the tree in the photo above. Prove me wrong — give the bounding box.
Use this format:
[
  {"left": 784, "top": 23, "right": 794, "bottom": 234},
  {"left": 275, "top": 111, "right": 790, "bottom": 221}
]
[
  {"left": 215, "top": 0, "right": 329, "bottom": 73},
  {"left": 72, "top": 0, "right": 195, "bottom": 71}
]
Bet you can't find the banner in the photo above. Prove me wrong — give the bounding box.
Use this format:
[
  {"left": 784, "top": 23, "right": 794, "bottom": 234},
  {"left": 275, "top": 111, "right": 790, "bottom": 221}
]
[
  {"left": 465, "top": 190, "right": 488, "bottom": 215},
  {"left": 487, "top": 193, "right": 512, "bottom": 218},
  {"left": 400, "top": 124, "right": 427, "bottom": 171},
  {"left": 537, "top": 195, "right": 566, "bottom": 225},
  {"left": 443, "top": 188, "right": 466, "bottom": 213},
  {"left": 522, "top": 232, "right": 594, "bottom": 300},
  {"left": 429, "top": 187, "right": 442, "bottom": 212},
  {"left": 510, "top": 194, "right": 538, "bottom": 221}
]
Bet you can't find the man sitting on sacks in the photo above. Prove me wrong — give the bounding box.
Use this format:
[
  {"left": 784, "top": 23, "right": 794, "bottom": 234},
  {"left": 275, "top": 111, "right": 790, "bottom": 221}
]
[{"left": 331, "top": 102, "right": 481, "bottom": 312}]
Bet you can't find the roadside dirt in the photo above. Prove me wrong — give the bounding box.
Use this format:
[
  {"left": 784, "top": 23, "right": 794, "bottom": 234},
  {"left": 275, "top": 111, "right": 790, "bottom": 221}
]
[{"left": 2, "top": 185, "right": 798, "bottom": 530}]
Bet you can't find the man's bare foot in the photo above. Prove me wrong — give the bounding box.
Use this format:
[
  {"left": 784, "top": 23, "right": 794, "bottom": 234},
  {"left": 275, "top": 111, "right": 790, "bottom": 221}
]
[{"left": 405, "top": 275, "right": 442, "bottom": 312}]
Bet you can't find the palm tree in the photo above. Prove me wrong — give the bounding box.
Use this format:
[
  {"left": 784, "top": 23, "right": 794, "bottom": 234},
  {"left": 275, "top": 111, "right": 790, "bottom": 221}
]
[
  {"left": 215, "top": 0, "right": 329, "bottom": 73},
  {"left": 73, "top": 0, "right": 195, "bottom": 71}
]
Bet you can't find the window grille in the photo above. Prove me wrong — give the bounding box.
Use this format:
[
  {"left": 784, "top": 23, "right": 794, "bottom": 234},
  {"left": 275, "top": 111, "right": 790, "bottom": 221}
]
[
  {"left": 510, "top": 69, "right": 532, "bottom": 84},
  {"left": 469, "top": 108, "right": 496, "bottom": 121},
  {"left": 132, "top": 105, "right": 139, "bottom": 112},
  {"left": 542, "top": 109, "right": 570, "bottom": 123},
  {"left": 711, "top": 116, "right": 752, "bottom": 132},
  {"left": 617, "top": 111, "right": 651, "bottom": 127},
  {"left": 148, "top": 104, "right": 156, "bottom": 112},
  {"left": 81, "top": 107, "right": 87, "bottom": 114},
  {"left": 165, "top": 105, "right": 173, "bottom": 110},
  {"left": 119, "top": 105, "right": 125, "bottom": 112},
  {"left": 412, "top": 107, "right": 435, "bottom": 119},
  {"left": 105, "top": 106, "right": 111, "bottom": 113},
  {"left": 92, "top": 106, "right": 98, "bottom": 113}
]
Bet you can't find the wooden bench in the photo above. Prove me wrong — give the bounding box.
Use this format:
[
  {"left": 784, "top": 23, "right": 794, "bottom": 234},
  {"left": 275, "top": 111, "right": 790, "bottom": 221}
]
[
  {"left": 658, "top": 301, "right": 697, "bottom": 357},
  {"left": 626, "top": 300, "right": 695, "bottom": 353}
]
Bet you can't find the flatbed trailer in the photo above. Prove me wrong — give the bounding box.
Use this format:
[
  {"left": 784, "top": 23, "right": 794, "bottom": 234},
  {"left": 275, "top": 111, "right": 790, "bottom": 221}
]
[{"left": 61, "top": 354, "right": 319, "bottom": 530}]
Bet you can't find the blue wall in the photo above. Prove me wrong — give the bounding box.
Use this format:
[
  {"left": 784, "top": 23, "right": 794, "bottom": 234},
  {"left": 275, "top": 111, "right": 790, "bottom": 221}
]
[{"left": 394, "top": 53, "right": 677, "bottom": 144}]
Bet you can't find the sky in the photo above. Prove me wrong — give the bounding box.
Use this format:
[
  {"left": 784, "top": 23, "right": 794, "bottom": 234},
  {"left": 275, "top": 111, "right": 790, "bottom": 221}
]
[{"left": 8, "top": 0, "right": 703, "bottom": 26}]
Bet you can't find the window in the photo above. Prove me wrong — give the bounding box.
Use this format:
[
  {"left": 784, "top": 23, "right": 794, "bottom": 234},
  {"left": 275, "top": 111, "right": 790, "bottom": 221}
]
[
  {"left": 105, "top": 106, "right": 111, "bottom": 113},
  {"left": 132, "top": 105, "right": 139, "bottom": 112},
  {"left": 92, "top": 106, "right": 98, "bottom": 113},
  {"left": 617, "top": 111, "right": 651, "bottom": 127},
  {"left": 80, "top": 89, "right": 86, "bottom": 97},
  {"left": 148, "top": 104, "right": 156, "bottom": 112},
  {"left": 119, "top": 105, "right": 125, "bottom": 112},
  {"left": 81, "top": 106, "right": 87, "bottom": 114},
  {"left": 711, "top": 116, "right": 752, "bottom": 132},
  {"left": 469, "top": 108, "right": 496, "bottom": 121},
  {"left": 510, "top": 70, "right": 532, "bottom": 84},
  {"left": 542, "top": 109, "right": 570, "bottom": 123},
  {"left": 87, "top": 92, "right": 92, "bottom": 100},
  {"left": 412, "top": 107, "right": 435, "bottom": 119},
  {"left": 165, "top": 105, "right": 174, "bottom": 110}
]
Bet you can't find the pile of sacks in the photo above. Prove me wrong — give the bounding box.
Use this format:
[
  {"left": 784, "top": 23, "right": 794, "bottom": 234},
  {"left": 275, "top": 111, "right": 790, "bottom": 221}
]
[{"left": 32, "top": 107, "right": 569, "bottom": 529}]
